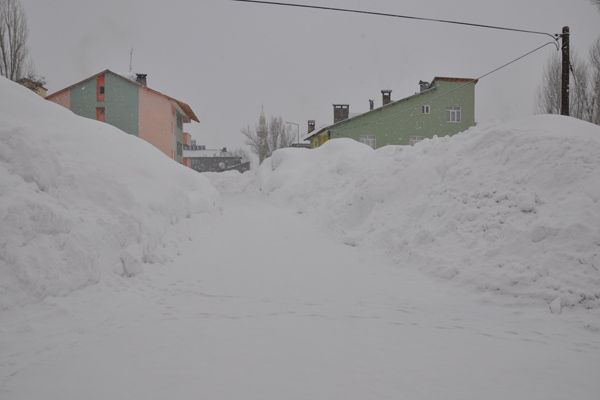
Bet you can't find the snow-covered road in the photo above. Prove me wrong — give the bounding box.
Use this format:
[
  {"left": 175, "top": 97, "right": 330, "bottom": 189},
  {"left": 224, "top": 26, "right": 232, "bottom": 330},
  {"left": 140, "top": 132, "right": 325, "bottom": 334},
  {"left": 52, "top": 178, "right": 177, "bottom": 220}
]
[{"left": 1, "top": 194, "right": 600, "bottom": 399}]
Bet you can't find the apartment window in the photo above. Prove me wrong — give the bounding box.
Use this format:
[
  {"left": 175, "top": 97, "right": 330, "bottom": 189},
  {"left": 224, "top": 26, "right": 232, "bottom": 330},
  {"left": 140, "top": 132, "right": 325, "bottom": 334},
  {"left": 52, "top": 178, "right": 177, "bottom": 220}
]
[
  {"left": 421, "top": 105, "right": 430, "bottom": 114},
  {"left": 177, "top": 142, "right": 183, "bottom": 157},
  {"left": 447, "top": 106, "right": 461, "bottom": 123},
  {"left": 358, "top": 134, "right": 376, "bottom": 149},
  {"left": 96, "top": 74, "right": 105, "bottom": 102},
  {"left": 409, "top": 136, "right": 425, "bottom": 146},
  {"left": 96, "top": 107, "right": 105, "bottom": 122},
  {"left": 176, "top": 112, "right": 183, "bottom": 130}
]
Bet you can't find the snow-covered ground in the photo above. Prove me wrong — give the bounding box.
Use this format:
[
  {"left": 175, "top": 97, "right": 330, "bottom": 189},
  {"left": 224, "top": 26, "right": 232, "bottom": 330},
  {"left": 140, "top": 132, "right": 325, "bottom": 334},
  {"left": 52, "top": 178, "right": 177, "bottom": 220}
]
[
  {"left": 0, "top": 78, "right": 218, "bottom": 310},
  {"left": 2, "top": 195, "right": 600, "bottom": 399},
  {"left": 256, "top": 118, "right": 600, "bottom": 310},
  {"left": 1, "top": 78, "right": 600, "bottom": 399}
]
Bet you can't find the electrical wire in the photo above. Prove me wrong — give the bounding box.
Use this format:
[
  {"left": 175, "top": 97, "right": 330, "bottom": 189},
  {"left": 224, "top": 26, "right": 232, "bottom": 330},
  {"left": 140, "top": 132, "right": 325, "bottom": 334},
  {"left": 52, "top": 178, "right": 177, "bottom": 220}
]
[
  {"left": 231, "top": 0, "right": 560, "bottom": 40},
  {"left": 308, "top": 41, "right": 559, "bottom": 139},
  {"left": 230, "top": 0, "right": 564, "bottom": 137}
]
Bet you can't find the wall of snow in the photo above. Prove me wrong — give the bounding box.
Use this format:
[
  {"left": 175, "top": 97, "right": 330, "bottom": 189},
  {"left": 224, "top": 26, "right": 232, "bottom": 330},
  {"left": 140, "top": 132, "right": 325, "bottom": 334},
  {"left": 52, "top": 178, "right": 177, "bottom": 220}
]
[
  {"left": 0, "top": 78, "right": 218, "bottom": 310},
  {"left": 257, "top": 117, "right": 600, "bottom": 309}
]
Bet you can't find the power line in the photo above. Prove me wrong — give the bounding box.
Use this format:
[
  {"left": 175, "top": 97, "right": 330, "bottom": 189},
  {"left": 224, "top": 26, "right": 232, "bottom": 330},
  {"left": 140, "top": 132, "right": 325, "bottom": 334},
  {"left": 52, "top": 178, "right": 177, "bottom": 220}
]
[
  {"left": 231, "top": 0, "right": 559, "bottom": 40},
  {"left": 476, "top": 41, "right": 558, "bottom": 82},
  {"left": 369, "top": 41, "right": 559, "bottom": 128},
  {"left": 232, "top": 0, "right": 571, "bottom": 121},
  {"left": 417, "top": 41, "right": 559, "bottom": 111},
  {"left": 308, "top": 41, "right": 559, "bottom": 139}
]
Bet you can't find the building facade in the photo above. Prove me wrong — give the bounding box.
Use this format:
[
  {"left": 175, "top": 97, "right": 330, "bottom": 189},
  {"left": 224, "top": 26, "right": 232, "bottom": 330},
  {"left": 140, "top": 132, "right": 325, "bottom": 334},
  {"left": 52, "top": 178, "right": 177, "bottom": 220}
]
[
  {"left": 183, "top": 142, "right": 250, "bottom": 173},
  {"left": 46, "top": 70, "right": 199, "bottom": 164},
  {"left": 306, "top": 77, "right": 477, "bottom": 149}
]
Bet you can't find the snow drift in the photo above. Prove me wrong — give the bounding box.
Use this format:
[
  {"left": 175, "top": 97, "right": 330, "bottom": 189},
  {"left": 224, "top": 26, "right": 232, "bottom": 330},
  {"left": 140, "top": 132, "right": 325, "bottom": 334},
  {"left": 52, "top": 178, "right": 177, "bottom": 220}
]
[
  {"left": 0, "top": 78, "right": 218, "bottom": 310},
  {"left": 257, "top": 116, "right": 600, "bottom": 309}
]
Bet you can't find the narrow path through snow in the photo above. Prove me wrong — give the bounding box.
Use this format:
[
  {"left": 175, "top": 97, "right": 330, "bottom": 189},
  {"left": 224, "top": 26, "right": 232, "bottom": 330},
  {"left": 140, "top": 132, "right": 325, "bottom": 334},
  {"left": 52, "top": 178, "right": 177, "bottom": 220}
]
[{"left": 1, "top": 194, "right": 599, "bottom": 399}]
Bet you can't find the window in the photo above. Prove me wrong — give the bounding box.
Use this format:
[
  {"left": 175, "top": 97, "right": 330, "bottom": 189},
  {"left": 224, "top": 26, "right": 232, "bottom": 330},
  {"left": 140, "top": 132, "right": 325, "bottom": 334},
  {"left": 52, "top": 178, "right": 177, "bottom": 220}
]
[
  {"left": 447, "top": 106, "right": 461, "bottom": 123},
  {"left": 96, "top": 74, "right": 105, "bottom": 102},
  {"left": 96, "top": 107, "right": 105, "bottom": 122},
  {"left": 358, "top": 134, "right": 376, "bottom": 149},
  {"left": 176, "top": 112, "right": 183, "bottom": 130},
  {"left": 409, "top": 136, "right": 425, "bottom": 145},
  {"left": 177, "top": 142, "right": 183, "bottom": 157},
  {"left": 421, "top": 105, "right": 430, "bottom": 114}
]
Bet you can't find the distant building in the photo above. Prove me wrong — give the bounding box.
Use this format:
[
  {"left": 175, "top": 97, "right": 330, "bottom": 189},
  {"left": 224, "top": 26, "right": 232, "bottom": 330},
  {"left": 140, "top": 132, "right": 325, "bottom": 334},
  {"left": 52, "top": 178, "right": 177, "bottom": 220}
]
[
  {"left": 289, "top": 143, "right": 311, "bottom": 149},
  {"left": 18, "top": 77, "right": 47, "bottom": 97},
  {"left": 306, "top": 77, "right": 477, "bottom": 149},
  {"left": 46, "top": 69, "right": 199, "bottom": 164},
  {"left": 184, "top": 141, "right": 250, "bottom": 173}
]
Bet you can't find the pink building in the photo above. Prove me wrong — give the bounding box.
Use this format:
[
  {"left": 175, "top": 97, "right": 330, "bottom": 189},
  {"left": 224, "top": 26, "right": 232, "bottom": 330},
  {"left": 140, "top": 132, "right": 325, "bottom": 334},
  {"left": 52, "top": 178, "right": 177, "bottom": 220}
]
[{"left": 46, "top": 70, "right": 199, "bottom": 164}]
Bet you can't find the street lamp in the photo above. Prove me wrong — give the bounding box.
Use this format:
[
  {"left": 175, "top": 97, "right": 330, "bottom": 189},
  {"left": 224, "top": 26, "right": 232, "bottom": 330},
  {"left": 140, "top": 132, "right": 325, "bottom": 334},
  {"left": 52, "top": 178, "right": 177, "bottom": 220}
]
[{"left": 286, "top": 121, "right": 300, "bottom": 144}]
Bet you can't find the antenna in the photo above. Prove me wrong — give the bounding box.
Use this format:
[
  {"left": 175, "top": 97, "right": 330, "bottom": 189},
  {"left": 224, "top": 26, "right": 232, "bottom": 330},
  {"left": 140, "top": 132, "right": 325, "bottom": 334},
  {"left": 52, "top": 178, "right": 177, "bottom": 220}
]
[{"left": 129, "top": 48, "right": 134, "bottom": 73}]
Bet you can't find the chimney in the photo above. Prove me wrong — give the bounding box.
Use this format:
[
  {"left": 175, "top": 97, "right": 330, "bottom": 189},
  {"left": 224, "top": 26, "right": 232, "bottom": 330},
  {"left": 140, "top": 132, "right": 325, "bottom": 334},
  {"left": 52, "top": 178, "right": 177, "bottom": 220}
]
[
  {"left": 381, "top": 90, "right": 392, "bottom": 106},
  {"left": 369, "top": 99, "right": 374, "bottom": 111},
  {"left": 136, "top": 73, "right": 147, "bottom": 87},
  {"left": 333, "top": 104, "right": 349, "bottom": 124},
  {"left": 419, "top": 80, "right": 430, "bottom": 92},
  {"left": 308, "top": 120, "right": 316, "bottom": 134}
]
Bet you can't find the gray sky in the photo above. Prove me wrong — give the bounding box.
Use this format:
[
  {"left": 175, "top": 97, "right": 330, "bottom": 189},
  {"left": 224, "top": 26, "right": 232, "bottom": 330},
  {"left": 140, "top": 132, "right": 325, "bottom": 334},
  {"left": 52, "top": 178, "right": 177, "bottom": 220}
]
[{"left": 22, "top": 0, "right": 600, "bottom": 150}]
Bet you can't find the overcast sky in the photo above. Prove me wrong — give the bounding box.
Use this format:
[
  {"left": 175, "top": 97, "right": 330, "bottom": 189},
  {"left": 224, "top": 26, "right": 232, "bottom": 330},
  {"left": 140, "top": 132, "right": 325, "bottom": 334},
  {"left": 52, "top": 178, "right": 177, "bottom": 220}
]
[{"left": 22, "top": 0, "right": 600, "bottom": 150}]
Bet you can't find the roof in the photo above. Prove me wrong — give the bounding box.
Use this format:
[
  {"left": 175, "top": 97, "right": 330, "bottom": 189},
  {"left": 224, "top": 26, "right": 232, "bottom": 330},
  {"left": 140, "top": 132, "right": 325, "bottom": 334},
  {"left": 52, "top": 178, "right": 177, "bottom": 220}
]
[
  {"left": 305, "top": 76, "right": 477, "bottom": 141},
  {"left": 431, "top": 76, "right": 478, "bottom": 85},
  {"left": 46, "top": 69, "right": 199, "bottom": 123},
  {"left": 183, "top": 149, "right": 235, "bottom": 158}
]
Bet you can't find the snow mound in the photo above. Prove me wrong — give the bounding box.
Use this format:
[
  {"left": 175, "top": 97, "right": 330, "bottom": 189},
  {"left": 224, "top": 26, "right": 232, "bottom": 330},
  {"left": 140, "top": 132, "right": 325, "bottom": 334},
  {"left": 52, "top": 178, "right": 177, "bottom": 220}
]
[
  {"left": 202, "top": 170, "right": 255, "bottom": 195},
  {"left": 257, "top": 116, "right": 600, "bottom": 309},
  {"left": 0, "top": 78, "right": 218, "bottom": 310}
]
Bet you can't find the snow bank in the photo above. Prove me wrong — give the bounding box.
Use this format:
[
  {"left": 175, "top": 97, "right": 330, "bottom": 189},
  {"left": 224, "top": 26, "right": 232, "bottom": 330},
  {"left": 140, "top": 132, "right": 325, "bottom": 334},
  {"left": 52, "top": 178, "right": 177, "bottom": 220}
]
[
  {"left": 0, "top": 78, "right": 218, "bottom": 310},
  {"left": 202, "top": 170, "right": 255, "bottom": 195},
  {"left": 257, "top": 116, "right": 600, "bottom": 309}
]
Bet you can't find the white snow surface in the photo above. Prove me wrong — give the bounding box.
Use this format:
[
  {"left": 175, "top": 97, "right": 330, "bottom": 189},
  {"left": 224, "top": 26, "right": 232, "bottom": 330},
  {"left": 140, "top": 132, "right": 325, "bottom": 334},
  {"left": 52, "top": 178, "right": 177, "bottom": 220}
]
[
  {"left": 0, "top": 77, "right": 218, "bottom": 310},
  {"left": 2, "top": 194, "right": 599, "bottom": 400},
  {"left": 1, "top": 80, "right": 600, "bottom": 399},
  {"left": 256, "top": 117, "right": 600, "bottom": 309}
]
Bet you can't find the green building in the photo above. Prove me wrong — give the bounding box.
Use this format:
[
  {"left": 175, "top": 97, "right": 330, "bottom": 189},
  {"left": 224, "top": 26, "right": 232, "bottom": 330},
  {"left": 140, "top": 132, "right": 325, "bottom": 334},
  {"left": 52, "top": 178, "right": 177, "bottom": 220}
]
[{"left": 306, "top": 77, "right": 477, "bottom": 148}]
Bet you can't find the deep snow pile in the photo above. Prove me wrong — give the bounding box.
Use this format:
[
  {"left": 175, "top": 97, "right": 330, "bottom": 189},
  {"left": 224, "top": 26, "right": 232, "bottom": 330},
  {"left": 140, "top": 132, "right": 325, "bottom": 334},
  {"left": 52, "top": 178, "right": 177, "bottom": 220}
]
[
  {"left": 257, "top": 116, "right": 600, "bottom": 309},
  {"left": 0, "top": 78, "right": 218, "bottom": 310},
  {"left": 203, "top": 170, "right": 255, "bottom": 194}
]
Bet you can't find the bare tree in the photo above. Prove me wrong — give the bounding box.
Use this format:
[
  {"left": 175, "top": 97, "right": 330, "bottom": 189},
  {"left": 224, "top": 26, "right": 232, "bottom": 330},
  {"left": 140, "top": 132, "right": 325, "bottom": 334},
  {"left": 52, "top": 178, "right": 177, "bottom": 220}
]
[
  {"left": 537, "top": 53, "right": 561, "bottom": 115},
  {"left": 268, "top": 116, "right": 294, "bottom": 152},
  {"left": 241, "top": 109, "right": 294, "bottom": 163},
  {"left": 571, "top": 58, "right": 592, "bottom": 121},
  {"left": 230, "top": 147, "right": 250, "bottom": 162},
  {"left": 242, "top": 109, "right": 269, "bottom": 163},
  {"left": 536, "top": 50, "right": 592, "bottom": 121},
  {"left": 0, "top": 0, "right": 29, "bottom": 81},
  {"left": 590, "top": 37, "right": 600, "bottom": 124}
]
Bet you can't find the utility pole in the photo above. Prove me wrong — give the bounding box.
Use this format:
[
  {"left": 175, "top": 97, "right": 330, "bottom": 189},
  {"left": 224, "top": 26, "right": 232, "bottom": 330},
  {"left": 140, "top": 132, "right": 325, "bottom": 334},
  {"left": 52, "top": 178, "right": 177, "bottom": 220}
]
[{"left": 561, "top": 26, "right": 570, "bottom": 116}]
